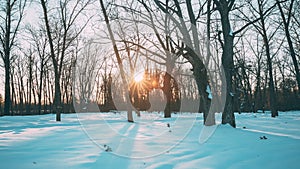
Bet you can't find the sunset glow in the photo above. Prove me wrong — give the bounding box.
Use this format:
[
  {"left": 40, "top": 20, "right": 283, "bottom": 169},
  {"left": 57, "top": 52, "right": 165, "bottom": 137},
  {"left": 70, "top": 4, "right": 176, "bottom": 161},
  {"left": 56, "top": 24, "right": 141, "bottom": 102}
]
[{"left": 134, "top": 72, "right": 144, "bottom": 82}]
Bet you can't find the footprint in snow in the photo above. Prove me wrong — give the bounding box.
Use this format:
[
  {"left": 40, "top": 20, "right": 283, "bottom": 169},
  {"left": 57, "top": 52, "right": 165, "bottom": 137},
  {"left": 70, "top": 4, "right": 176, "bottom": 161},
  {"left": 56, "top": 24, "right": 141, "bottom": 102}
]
[
  {"left": 260, "top": 136, "right": 268, "bottom": 140},
  {"left": 104, "top": 144, "right": 112, "bottom": 152}
]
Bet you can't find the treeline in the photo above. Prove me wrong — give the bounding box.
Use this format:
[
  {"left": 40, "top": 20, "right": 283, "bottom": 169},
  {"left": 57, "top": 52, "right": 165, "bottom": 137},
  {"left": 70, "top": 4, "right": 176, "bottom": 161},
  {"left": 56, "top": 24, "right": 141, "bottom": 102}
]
[{"left": 0, "top": 72, "right": 298, "bottom": 115}]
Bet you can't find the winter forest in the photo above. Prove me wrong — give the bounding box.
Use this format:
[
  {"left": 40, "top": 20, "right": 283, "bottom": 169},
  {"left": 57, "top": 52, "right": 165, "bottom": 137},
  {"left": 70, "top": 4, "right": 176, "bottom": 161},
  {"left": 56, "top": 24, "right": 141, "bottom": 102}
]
[
  {"left": 1, "top": 0, "right": 300, "bottom": 124},
  {"left": 1, "top": 0, "right": 300, "bottom": 168}
]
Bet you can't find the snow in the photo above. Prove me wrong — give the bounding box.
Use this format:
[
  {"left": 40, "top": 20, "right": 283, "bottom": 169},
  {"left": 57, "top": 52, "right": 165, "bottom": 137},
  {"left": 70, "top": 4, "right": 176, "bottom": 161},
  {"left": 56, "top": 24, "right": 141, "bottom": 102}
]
[
  {"left": 229, "top": 28, "right": 234, "bottom": 36},
  {"left": 206, "top": 85, "right": 213, "bottom": 100},
  {"left": 1, "top": 111, "right": 300, "bottom": 169}
]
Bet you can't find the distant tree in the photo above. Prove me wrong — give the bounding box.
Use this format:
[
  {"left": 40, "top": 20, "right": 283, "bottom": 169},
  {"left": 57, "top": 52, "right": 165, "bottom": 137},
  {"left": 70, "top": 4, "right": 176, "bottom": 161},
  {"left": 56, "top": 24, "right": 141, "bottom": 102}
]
[
  {"left": 26, "top": 25, "right": 50, "bottom": 114},
  {"left": 98, "top": 72, "right": 116, "bottom": 112},
  {"left": 23, "top": 48, "right": 35, "bottom": 114},
  {"left": 278, "top": 78, "right": 298, "bottom": 110},
  {"left": 245, "top": 34, "right": 265, "bottom": 112},
  {"left": 234, "top": 51, "right": 254, "bottom": 112},
  {"left": 74, "top": 39, "right": 101, "bottom": 112},
  {"left": 14, "top": 56, "right": 25, "bottom": 114}
]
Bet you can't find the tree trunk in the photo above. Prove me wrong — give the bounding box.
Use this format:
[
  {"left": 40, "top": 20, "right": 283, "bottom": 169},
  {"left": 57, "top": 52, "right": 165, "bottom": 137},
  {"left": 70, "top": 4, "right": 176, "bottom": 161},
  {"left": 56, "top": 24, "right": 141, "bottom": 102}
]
[
  {"left": 38, "top": 65, "right": 44, "bottom": 114},
  {"left": 217, "top": 2, "right": 236, "bottom": 128},
  {"left": 4, "top": 59, "right": 10, "bottom": 115},
  {"left": 264, "top": 38, "right": 278, "bottom": 117},
  {"left": 99, "top": 0, "right": 133, "bottom": 122},
  {"left": 41, "top": 0, "right": 62, "bottom": 121},
  {"left": 162, "top": 73, "right": 172, "bottom": 118},
  {"left": 11, "top": 72, "right": 16, "bottom": 115},
  {"left": 27, "top": 55, "right": 33, "bottom": 114},
  {"left": 255, "top": 61, "right": 262, "bottom": 112},
  {"left": 184, "top": 45, "right": 214, "bottom": 125},
  {"left": 54, "top": 70, "right": 61, "bottom": 121},
  {"left": 193, "top": 66, "right": 214, "bottom": 126},
  {"left": 205, "top": 0, "right": 212, "bottom": 66},
  {"left": 3, "top": 0, "right": 12, "bottom": 116},
  {"left": 259, "top": 3, "right": 278, "bottom": 117}
]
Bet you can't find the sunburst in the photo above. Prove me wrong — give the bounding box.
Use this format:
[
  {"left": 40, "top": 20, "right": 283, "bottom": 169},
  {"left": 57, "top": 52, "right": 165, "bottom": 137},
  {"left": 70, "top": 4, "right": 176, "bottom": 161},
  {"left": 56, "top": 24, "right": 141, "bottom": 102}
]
[{"left": 134, "top": 72, "right": 144, "bottom": 83}]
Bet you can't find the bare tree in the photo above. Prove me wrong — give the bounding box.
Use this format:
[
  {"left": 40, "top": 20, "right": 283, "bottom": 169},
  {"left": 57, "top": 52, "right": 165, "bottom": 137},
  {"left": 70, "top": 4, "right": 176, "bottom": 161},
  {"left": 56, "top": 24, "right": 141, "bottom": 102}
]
[
  {"left": 234, "top": 38, "right": 254, "bottom": 112},
  {"left": 213, "top": 0, "right": 283, "bottom": 125},
  {"left": 143, "top": 0, "right": 215, "bottom": 125},
  {"left": 99, "top": 0, "right": 134, "bottom": 122},
  {"left": 256, "top": 0, "right": 279, "bottom": 117},
  {"left": 276, "top": 0, "right": 300, "bottom": 91},
  {"left": 117, "top": 0, "right": 184, "bottom": 118},
  {"left": 213, "top": 0, "right": 236, "bottom": 127},
  {"left": 245, "top": 33, "right": 265, "bottom": 112},
  {"left": 40, "top": 0, "right": 93, "bottom": 121},
  {"left": 291, "top": 1, "right": 300, "bottom": 63},
  {"left": 26, "top": 25, "right": 50, "bottom": 114},
  {"left": 0, "top": 0, "right": 27, "bottom": 115},
  {"left": 24, "top": 48, "right": 34, "bottom": 114}
]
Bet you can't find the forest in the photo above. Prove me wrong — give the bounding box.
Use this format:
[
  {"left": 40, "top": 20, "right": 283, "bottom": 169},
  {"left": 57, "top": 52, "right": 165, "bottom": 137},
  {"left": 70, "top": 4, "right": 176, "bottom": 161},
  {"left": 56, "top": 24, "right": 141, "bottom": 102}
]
[{"left": 0, "top": 0, "right": 300, "bottom": 128}]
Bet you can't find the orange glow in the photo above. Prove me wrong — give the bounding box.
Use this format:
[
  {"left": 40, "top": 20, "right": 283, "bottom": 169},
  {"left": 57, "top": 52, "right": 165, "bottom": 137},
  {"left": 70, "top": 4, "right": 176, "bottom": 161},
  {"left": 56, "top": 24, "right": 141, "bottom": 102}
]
[{"left": 152, "top": 81, "right": 157, "bottom": 88}]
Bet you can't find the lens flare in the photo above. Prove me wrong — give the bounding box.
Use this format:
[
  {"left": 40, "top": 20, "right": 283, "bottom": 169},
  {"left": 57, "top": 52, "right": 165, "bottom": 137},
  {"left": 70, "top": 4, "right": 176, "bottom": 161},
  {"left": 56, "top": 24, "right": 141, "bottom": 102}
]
[{"left": 134, "top": 72, "right": 144, "bottom": 82}]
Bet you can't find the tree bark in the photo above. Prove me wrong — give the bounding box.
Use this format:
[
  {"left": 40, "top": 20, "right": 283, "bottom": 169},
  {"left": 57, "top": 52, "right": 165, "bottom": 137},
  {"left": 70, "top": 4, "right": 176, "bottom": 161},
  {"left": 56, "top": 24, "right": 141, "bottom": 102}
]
[
  {"left": 214, "top": 0, "right": 236, "bottom": 127},
  {"left": 40, "top": 0, "right": 61, "bottom": 121},
  {"left": 4, "top": 56, "right": 10, "bottom": 115},
  {"left": 194, "top": 65, "right": 214, "bottom": 126},
  {"left": 205, "top": 0, "right": 212, "bottom": 66},
  {"left": 3, "top": 0, "right": 12, "bottom": 116},
  {"left": 185, "top": 47, "right": 214, "bottom": 125},
  {"left": 162, "top": 73, "right": 172, "bottom": 118}
]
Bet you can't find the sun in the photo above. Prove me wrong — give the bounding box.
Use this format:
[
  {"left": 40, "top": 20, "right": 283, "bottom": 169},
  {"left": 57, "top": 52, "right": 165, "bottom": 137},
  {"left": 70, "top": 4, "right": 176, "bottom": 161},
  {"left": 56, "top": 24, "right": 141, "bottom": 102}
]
[{"left": 134, "top": 72, "right": 144, "bottom": 82}]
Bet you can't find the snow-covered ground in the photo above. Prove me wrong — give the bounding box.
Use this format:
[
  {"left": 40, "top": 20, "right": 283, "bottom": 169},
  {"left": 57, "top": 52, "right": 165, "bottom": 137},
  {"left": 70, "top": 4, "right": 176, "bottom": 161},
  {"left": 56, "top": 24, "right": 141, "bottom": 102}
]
[{"left": 0, "top": 111, "right": 300, "bottom": 169}]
